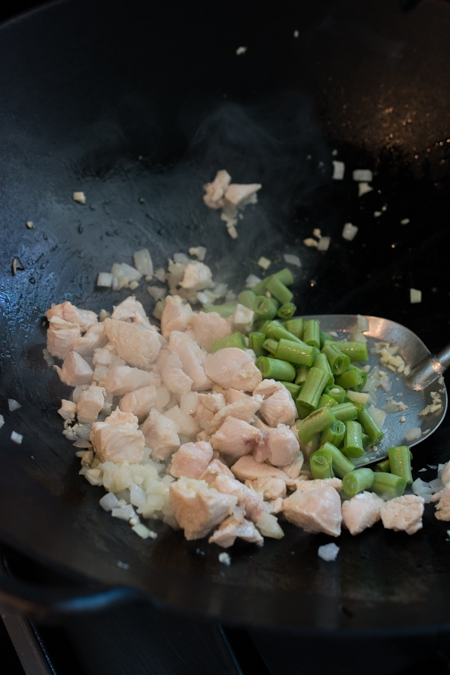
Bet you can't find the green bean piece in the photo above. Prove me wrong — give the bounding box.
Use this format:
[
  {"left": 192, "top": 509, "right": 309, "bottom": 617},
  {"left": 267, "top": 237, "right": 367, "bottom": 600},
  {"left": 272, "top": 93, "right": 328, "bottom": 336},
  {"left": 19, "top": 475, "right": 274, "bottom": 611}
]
[
  {"left": 357, "top": 407, "right": 384, "bottom": 445},
  {"left": 322, "top": 343, "right": 350, "bottom": 375},
  {"left": 331, "top": 341, "right": 369, "bottom": 362},
  {"left": 331, "top": 402, "right": 358, "bottom": 422},
  {"left": 318, "top": 393, "right": 338, "bottom": 408},
  {"left": 277, "top": 302, "right": 296, "bottom": 320},
  {"left": 342, "top": 420, "right": 365, "bottom": 458},
  {"left": 313, "top": 353, "right": 334, "bottom": 387},
  {"left": 372, "top": 472, "right": 406, "bottom": 500},
  {"left": 254, "top": 296, "right": 279, "bottom": 319},
  {"left": 320, "top": 420, "right": 346, "bottom": 448},
  {"left": 255, "top": 357, "right": 296, "bottom": 382},
  {"left": 362, "top": 433, "right": 370, "bottom": 449},
  {"left": 251, "top": 276, "right": 270, "bottom": 295},
  {"left": 275, "top": 339, "right": 317, "bottom": 368},
  {"left": 375, "top": 458, "right": 391, "bottom": 473},
  {"left": 266, "top": 276, "right": 294, "bottom": 305},
  {"left": 295, "top": 401, "right": 311, "bottom": 419},
  {"left": 211, "top": 332, "right": 246, "bottom": 353},
  {"left": 203, "top": 304, "right": 237, "bottom": 318},
  {"left": 388, "top": 446, "right": 413, "bottom": 484},
  {"left": 296, "top": 406, "right": 337, "bottom": 443},
  {"left": 285, "top": 317, "right": 304, "bottom": 340},
  {"left": 343, "top": 468, "right": 375, "bottom": 497},
  {"left": 303, "top": 319, "right": 321, "bottom": 349},
  {"left": 346, "top": 364, "right": 367, "bottom": 392},
  {"left": 319, "top": 329, "right": 335, "bottom": 348},
  {"left": 310, "top": 449, "right": 334, "bottom": 480},
  {"left": 249, "top": 332, "right": 267, "bottom": 358},
  {"left": 336, "top": 368, "right": 364, "bottom": 390},
  {"left": 280, "top": 381, "right": 301, "bottom": 397},
  {"left": 263, "top": 339, "right": 278, "bottom": 355},
  {"left": 296, "top": 367, "right": 330, "bottom": 412},
  {"left": 263, "top": 320, "right": 303, "bottom": 345},
  {"left": 273, "top": 268, "right": 294, "bottom": 286},
  {"left": 237, "top": 290, "right": 256, "bottom": 310},
  {"left": 325, "top": 384, "right": 346, "bottom": 404},
  {"left": 254, "top": 319, "right": 270, "bottom": 332},
  {"left": 295, "top": 365, "right": 310, "bottom": 385},
  {"left": 321, "top": 441, "right": 356, "bottom": 478}
]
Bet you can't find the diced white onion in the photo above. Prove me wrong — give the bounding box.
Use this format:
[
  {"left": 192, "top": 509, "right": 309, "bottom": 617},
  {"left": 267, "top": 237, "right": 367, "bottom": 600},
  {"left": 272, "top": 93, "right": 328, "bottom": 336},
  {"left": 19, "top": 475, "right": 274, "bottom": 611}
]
[
  {"left": 358, "top": 182, "right": 373, "bottom": 197},
  {"left": 367, "top": 405, "right": 386, "bottom": 429},
  {"left": 318, "top": 543, "right": 340, "bottom": 561},
  {"left": 346, "top": 391, "right": 369, "bottom": 405},
  {"left": 353, "top": 169, "right": 373, "bottom": 182},
  {"left": 218, "top": 552, "right": 231, "bottom": 565},
  {"left": 132, "top": 523, "right": 157, "bottom": 539},
  {"left": 303, "top": 238, "right": 318, "bottom": 247},
  {"left": 189, "top": 246, "right": 207, "bottom": 261},
  {"left": 257, "top": 256, "right": 271, "bottom": 270},
  {"left": 342, "top": 223, "right": 358, "bottom": 241},
  {"left": 130, "top": 483, "right": 147, "bottom": 509},
  {"left": 147, "top": 286, "right": 166, "bottom": 301},
  {"left": 405, "top": 426, "right": 422, "bottom": 442},
  {"left": 10, "top": 431, "right": 23, "bottom": 444},
  {"left": 357, "top": 314, "right": 369, "bottom": 331},
  {"left": 112, "top": 505, "right": 136, "bottom": 521},
  {"left": 317, "top": 236, "right": 330, "bottom": 252},
  {"left": 332, "top": 160, "right": 345, "bottom": 180},
  {"left": 0, "top": 414, "right": 4, "bottom": 430},
  {"left": 133, "top": 248, "right": 153, "bottom": 276},
  {"left": 256, "top": 512, "right": 284, "bottom": 539},
  {"left": 72, "top": 191, "right": 86, "bottom": 204},
  {"left": 283, "top": 254, "right": 302, "bottom": 267},
  {"left": 99, "top": 492, "right": 119, "bottom": 512},
  {"left": 8, "top": 399, "right": 21, "bottom": 412},
  {"left": 410, "top": 288, "right": 422, "bottom": 304},
  {"left": 97, "top": 273, "right": 113, "bottom": 288}
]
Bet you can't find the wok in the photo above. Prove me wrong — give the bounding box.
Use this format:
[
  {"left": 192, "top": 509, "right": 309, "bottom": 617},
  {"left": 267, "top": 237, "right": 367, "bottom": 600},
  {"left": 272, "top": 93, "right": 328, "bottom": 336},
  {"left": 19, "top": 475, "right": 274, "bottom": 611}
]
[{"left": 0, "top": 0, "right": 450, "bottom": 631}]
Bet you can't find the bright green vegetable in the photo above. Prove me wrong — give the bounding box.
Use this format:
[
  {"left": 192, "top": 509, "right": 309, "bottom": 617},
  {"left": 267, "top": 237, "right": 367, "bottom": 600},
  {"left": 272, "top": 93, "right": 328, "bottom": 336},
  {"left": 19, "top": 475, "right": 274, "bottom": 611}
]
[
  {"left": 296, "top": 406, "right": 337, "bottom": 443},
  {"left": 296, "top": 367, "right": 330, "bottom": 412},
  {"left": 388, "top": 446, "right": 413, "bottom": 484},
  {"left": 343, "top": 468, "right": 375, "bottom": 496},
  {"left": 211, "top": 332, "right": 246, "bottom": 353},
  {"left": 310, "top": 449, "right": 334, "bottom": 480},
  {"left": 255, "top": 357, "right": 296, "bottom": 381}
]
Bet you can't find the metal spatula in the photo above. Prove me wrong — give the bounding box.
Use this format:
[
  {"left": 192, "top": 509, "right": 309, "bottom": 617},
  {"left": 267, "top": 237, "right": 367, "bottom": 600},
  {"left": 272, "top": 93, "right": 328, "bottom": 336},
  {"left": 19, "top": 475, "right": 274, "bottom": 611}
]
[{"left": 306, "top": 315, "right": 449, "bottom": 465}]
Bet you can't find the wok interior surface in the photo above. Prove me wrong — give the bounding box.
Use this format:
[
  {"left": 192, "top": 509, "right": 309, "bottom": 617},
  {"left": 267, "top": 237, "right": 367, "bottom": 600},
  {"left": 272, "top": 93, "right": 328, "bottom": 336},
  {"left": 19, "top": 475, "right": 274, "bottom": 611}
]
[{"left": 0, "top": 0, "right": 450, "bottom": 630}]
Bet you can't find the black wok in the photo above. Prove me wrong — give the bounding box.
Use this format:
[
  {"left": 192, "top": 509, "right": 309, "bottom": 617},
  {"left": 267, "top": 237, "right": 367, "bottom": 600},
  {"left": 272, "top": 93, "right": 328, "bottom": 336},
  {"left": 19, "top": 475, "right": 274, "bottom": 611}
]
[{"left": 0, "top": 0, "right": 450, "bottom": 631}]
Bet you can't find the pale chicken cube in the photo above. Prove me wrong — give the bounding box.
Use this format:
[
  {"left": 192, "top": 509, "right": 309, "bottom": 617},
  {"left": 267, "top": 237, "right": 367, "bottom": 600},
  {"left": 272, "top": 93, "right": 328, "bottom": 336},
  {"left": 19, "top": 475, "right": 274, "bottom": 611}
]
[
  {"left": 77, "top": 385, "right": 105, "bottom": 423},
  {"left": 432, "top": 485, "right": 450, "bottom": 521},
  {"left": 232, "top": 304, "right": 254, "bottom": 331},
  {"left": 210, "top": 395, "right": 263, "bottom": 431},
  {"left": 72, "top": 322, "right": 108, "bottom": 357},
  {"left": 46, "top": 316, "right": 81, "bottom": 360},
  {"left": 245, "top": 476, "right": 287, "bottom": 500},
  {"left": 189, "top": 312, "right": 232, "bottom": 352},
  {"left": 169, "top": 331, "right": 211, "bottom": 391},
  {"left": 119, "top": 385, "right": 157, "bottom": 421},
  {"left": 104, "top": 319, "right": 161, "bottom": 370},
  {"left": 90, "top": 410, "right": 144, "bottom": 464},
  {"left": 161, "top": 295, "right": 193, "bottom": 338},
  {"left": 224, "top": 183, "right": 261, "bottom": 206},
  {"left": 253, "top": 379, "right": 283, "bottom": 399},
  {"left": 280, "top": 453, "right": 304, "bottom": 480},
  {"left": 92, "top": 345, "right": 126, "bottom": 369},
  {"left": 103, "top": 366, "right": 153, "bottom": 396},
  {"left": 157, "top": 349, "right": 193, "bottom": 395},
  {"left": 208, "top": 516, "right": 263, "bottom": 548},
  {"left": 46, "top": 301, "right": 98, "bottom": 332},
  {"left": 58, "top": 399, "right": 77, "bottom": 421},
  {"left": 141, "top": 408, "right": 180, "bottom": 460},
  {"left": 260, "top": 387, "right": 297, "bottom": 427},
  {"left": 294, "top": 478, "right": 343, "bottom": 493},
  {"left": 342, "top": 492, "right": 384, "bottom": 535},
  {"left": 54, "top": 351, "right": 93, "bottom": 386},
  {"left": 203, "top": 170, "right": 231, "bottom": 209},
  {"left": 180, "top": 262, "right": 213, "bottom": 291},
  {"left": 380, "top": 495, "right": 425, "bottom": 535},
  {"left": 253, "top": 424, "right": 300, "bottom": 467},
  {"left": 164, "top": 405, "right": 200, "bottom": 438},
  {"left": 170, "top": 441, "right": 214, "bottom": 479},
  {"left": 198, "top": 392, "right": 226, "bottom": 413},
  {"left": 111, "top": 296, "right": 148, "bottom": 323},
  {"left": 225, "top": 389, "right": 251, "bottom": 404},
  {"left": 282, "top": 486, "right": 342, "bottom": 537},
  {"left": 199, "top": 459, "right": 234, "bottom": 484},
  {"left": 210, "top": 474, "right": 267, "bottom": 522},
  {"left": 210, "top": 417, "right": 262, "bottom": 459},
  {"left": 204, "top": 348, "right": 262, "bottom": 392},
  {"left": 169, "top": 478, "right": 237, "bottom": 540},
  {"left": 231, "top": 455, "right": 294, "bottom": 486}
]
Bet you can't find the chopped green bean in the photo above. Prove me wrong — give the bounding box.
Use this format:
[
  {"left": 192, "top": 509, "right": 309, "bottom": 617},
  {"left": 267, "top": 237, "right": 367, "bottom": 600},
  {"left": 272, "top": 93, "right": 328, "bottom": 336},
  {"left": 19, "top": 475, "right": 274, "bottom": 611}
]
[
  {"left": 357, "top": 407, "right": 384, "bottom": 445},
  {"left": 263, "top": 320, "right": 303, "bottom": 345},
  {"left": 296, "top": 367, "right": 330, "bottom": 411},
  {"left": 237, "top": 290, "right": 256, "bottom": 310},
  {"left": 342, "top": 420, "right": 365, "bottom": 458},
  {"left": 285, "top": 317, "right": 304, "bottom": 340},
  {"left": 322, "top": 343, "right": 350, "bottom": 375},
  {"left": 313, "top": 353, "right": 334, "bottom": 387},
  {"left": 318, "top": 393, "right": 338, "bottom": 408},
  {"left": 263, "top": 339, "right": 278, "bottom": 354},
  {"left": 346, "top": 364, "right": 367, "bottom": 392},
  {"left": 295, "top": 401, "right": 311, "bottom": 419},
  {"left": 295, "top": 365, "right": 310, "bottom": 385},
  {"left": 388, "top": 446, "right": 413, "bottom": 484},
  {"left": 321, "top": 441, "right": 356, "bottom": 478},
  {"left": 211, "top": 332, "right": 246, "bottom": 353},
  {"left": 343, "top": 468, "right": 375, "bottom": 497},
  {"left": 273, "top": 268, "right": 294, "bottom": 286},
  {"left": 320, "top": 420, "right": 346, "bottom": 448},
  {"left": 280, "top": 381, "right": 301, "bottom": 397},
  {"left": 310, "top": 449, "right": 334, "bottom": 480},
  {"left": 372, "top": 472, "right": 406, "bottom": 500},
  {"left": 275, "top": 338, "right": 317, "bottom": 367},
  {"left": 277, "top": 302, "right": 296, "bottom": 320},
  {"left": 330, "top": 341, "right": 369, "bottom": 362},
  {"left": 320, "top": 329, "right": 335, "bottom": 348},
  {"left": 336, "top": 368, "right": 364, "bottom": 390},
  {"left": 325, "top": 384, "right": 346, "bottom": 404},
  {"left": 266, "top": 276, "right": 293, "bottom": 304},
  {"left": 255, "top": 357, "right": 296, "bottom": 381},
  {"left": 296, "top": 406, "right": 337, "bottom": 443},
  {"left": 375, "top": 458, "right": 391, "bottom": 473},
  {"left": 254, "top": 296, "right": 279, "bottom": 319},
  {"left": 203, "top": 303, "right": 237, "bottom": 318},
  {"left": 330, "top": 402, "right": 358, "bottom": 421},
  {"left": 249, "top": 332, "right": 267, "bottom": 357},
  {"left": 303, "top": 319, "right": 321, "bottom": 349}
]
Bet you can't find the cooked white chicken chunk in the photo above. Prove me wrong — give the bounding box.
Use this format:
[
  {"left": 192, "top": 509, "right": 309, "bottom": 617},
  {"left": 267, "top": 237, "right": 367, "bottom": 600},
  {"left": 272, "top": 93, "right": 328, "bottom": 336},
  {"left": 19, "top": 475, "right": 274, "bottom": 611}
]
[
  {"left": 380, "top": 495, "right": 425, "bottom": 535},
  {"left": 111, "top": 296, "right": 148, "bottom": 323},
  {"left": 245, "top": 476, "right": 287, "bottom": 500},
  {"left": 169, "top": 331, "right": 211, "bottom": 391},
  {"left": 210, "top": 417, "right": 262, "bottom": 459},
  {"left": 72, "top": 322, "right": 108, "bottom": 357},
  {"left": 47, "top": 316, "right": 81, "bottom": 360},
  {"left": 253, "top": 379, "right": 281, "bottom": 399},
  {"left": 432, "top": 485, "right": 450, "bottom": 521},
  {"left": 204, "top": 348, "right": 262, "bottom": 392},
  {"left": 103, "top": 366, "right": 153, "bottom": 396},
  {"left": 199, "top": 459, "right": 234, "bottom": 484},
  {"left": 104, "top": 319, "right": 161, "bottom": 370},
  {"left": 77, "top": 385, "right": 105, "bottom": 424},
  {"left": 231, "top": 455, "right": 293, "bottom": 486},
  {"left": 46, "top": 301, "right": 97, "bottom": 332},
  {"left": 169, "top": 478, "right": 237, "bottom": 540},
  {"left": 203, "top": 170, "right": 231, "bottom": 209},
  {"left": 232, "top": 304, "right": 254, "bottom": 331},
  {"left": 170, "top": 441, "right": 213, "bottom": 479},
  {"left": 208, "top": 515, "right": 263, "bottom": 548},
  {"left": 141, "top": 408, "right": 180, "bottom": 460},
  {"left": 224, "top": 183, "right": 261, "bottom": 206},
  {"left": 119, "top": 385, "right": 157, "bottom": 421},
  {"left": 253, "top": 424, "right": 299, "bottom": 467},
  {"left": 157, "top": 350, "right": 193, "bottom": 395},
  {"left": 92, "top": 345, "right": 126, "bottom": 369},
  {"left": 294, "top": 478, "right": 343, "bottom": 493},
  {"left": 164, "top": 405, "right": 200, "bottom": 438},
  {"left": 210, "top": 395, "right": 263, "bottom": 431},
  {"left": 282, "top": 486, "right": 342, "bottom": 537},
  {"left": 260, "top": 387, "right": 297, "bottom": 427},
  {"left": 280, "top": 453, "right": 304, "bottom": 480},
  {"left": 90, "top": 410, "right": 144, "bottom": 464},
  {"left": 341, "top": 492, "right": 384, "bottom": 535},
  {"left": 161, "top": 295, "right": 193, "bottom": 338},
  {"left": 225, "top": 389, "right": 251, "bottom": 404},
  {"left": 180, "top": 262, "right": 213, "bottom": 291},
  {"left": 58, "top": 399, "right": 77, "bottom": 421},
  {"left": 189, "top": 312, "right": 232, "bottom": 352},
  {"left": 54, "top": 351, "right": 93, "bottom": 386},
  {"left": 210, "top": 474, "right": 266, "bottom": 522}
]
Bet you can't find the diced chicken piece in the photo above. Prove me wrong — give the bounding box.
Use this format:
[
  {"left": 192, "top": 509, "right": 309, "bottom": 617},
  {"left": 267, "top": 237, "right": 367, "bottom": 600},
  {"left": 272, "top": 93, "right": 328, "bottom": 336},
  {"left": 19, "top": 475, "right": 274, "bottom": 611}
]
[
  {"left": 58, "top": 399, "right": 77, "bottom": 421},
  {"left": 169, "top": 477, "right": 237, "bottom": 540},
  {"left": 245, "top": 477, "right": 287, "bottom": 500},
  {"left": 164, "top": 406, "right": 200, "bottom": 438},
  {"left": 224, "top": 183, "right": 261, "bottom": 206},
  {"left": 199, "top": 459, "right": 234, "bottom": 484},
  {"left": 157, "top": 350, "right": 193, "bottom": 395},
  {"left": 210, "top": 395, "right": 263, "bottom": 431},
  {"left": 77, "top": 385, "right": 105, "bottom": 423},
  {"left": 253, "top": 424, "right": 299, "bottom": 467},
  {"left": 72, "top": 322, "right": 108, "bottom": 357},
  {"left": 180, "top": 262, "right": 213, "bottom": 292},
  {"left": 47, "top": 316, "right": 81, "bottom": 360},
  {"left": 90, "top": 410, "right": 144, "bottom": 464},
  {"left": 294, "top": 478, "right": 343, "bottom": 493},
  {"left": 231, "top": 455, "right": 294, "bottom": 486},
  {"left": 380, "top": 495, "right": 425, "bottom": 535},
  {"left": 111, "top": 296, "right": 148, "bottom": 323},
  {"left": 170, "top": 441, "right": 214, "bottom": 479},
  {"left": 208, "top": 516, "right": 263, "bottom": 548},
  {"left": 46, "top": 301, "right": 98, "bottom": 332},
  {"left": 103, "top": 366, "right": 153, "bottom": 395},
  {"left": 104, "top": 319, "right": 161, "bottom": 370},
  {"left": 198, "top": 392, "right": 226, "bottom": 413},
  {"left": 141, "top": 408, "right": 180, "bottom": 460},
  {"left": 260, "top": 387, "right": 297, "bottom": 427},
  {"left": 253, "top": 379, "right": 282, "bottom": 399},
  {"left": 282, "top": 486, "right": 342, "bottom": 537},
  {"left": 92, "top": 345, "right": 126, "bottom": 369},
  {"left": 203, "top": 170, "right": 231, "bottom": 209},
  {"left": 269, "top": 497, "right": 284, "bottom": 514},
  {"left": 342, "top": 492, "right": 385, "bottom": 535},
  {"left": 252, "top": 417, "right": 272, "bottom": 432},
  {"left": 169, "top": 331, "right": 211, "bottom": 391},
  {"left": 226, "top": 389, "right": 251, "bottom": 404},
  {"left": 54, "top": 351, "right": 93, "bottom": 386},
  {"left": 432, "top": 485, "right": 450, "bottom": 521},
  {"left": 441, "top": 461, "right": 450, "bottom": 486},
  {"left": 280, "top": 453, "right": 304, "bottom": 480},
  {"left": 197, "top": 430, "right": 211, "bottom": 442},
  {"left": 204, "top": 348, "right": 262, "bottom": 392},
  {"left": 233, "top": 304, "right": 254, "bottom": 331},
  {"left": 210, "top": 417, "right": 262, "bottom": 459},
  {"left": 211, "top": 474, "right": 266, "bottom": 522},
  {"left": 189, "top": 312, "right": 232, "bottom": 352},
  {"left": 161, "top": 296, "right": 193, "bottom": 338},
  {"left": 119, "top": 385, "right": 157, "bottom": 421}
]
